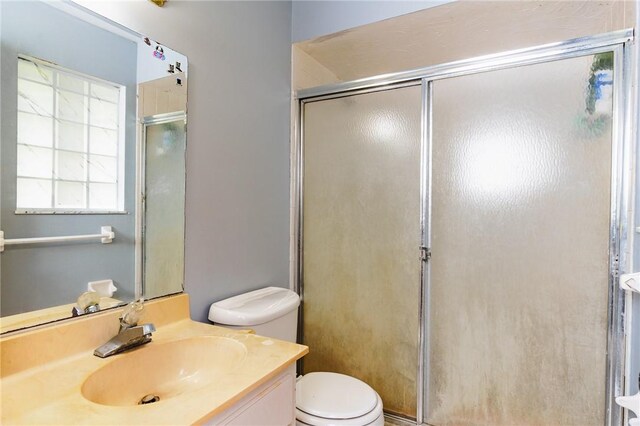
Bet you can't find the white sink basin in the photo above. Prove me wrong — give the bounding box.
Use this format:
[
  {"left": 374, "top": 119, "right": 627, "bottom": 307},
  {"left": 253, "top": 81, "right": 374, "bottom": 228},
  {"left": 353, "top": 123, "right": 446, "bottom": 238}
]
[{"left": 81, "top": 336, "right": 247, "bottom": 406}]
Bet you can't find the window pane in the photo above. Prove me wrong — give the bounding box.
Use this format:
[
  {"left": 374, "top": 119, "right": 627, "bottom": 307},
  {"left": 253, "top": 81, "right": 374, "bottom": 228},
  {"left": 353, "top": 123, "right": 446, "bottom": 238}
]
[
  {"left": 17, "top": 145, "right": 52, "bottom": 178},
  {"left": 90, "top": 98, "right": 118, "bottom": 129},
  {"left": 18, "top": 79, "right": 53, "bottom": 116},
  {"left": 57, "top": 90, "right": 86, "bottom": 123},
  {"left": 58, "top": 73, "right": 87, "bottom": 94},
  {"left": 55, "top": 181, "right": 86, "bottom": 209},
  {"left": 90, "top": 83, "right": 119, "bottom": 103},
  {"left": 89, "top": 127, "right": 118, "bottom": 156},
  {"left": 18, "top": 59, "right": 53, "bottom": 84},
  {"left": 18, "top": 112, "right": 53, "bottom": 147},
  {"left": 58, "top": 121, "right": 86, "bottom": 152},
  {"left": 56, "top": 151, "right": 86, "bottom": 181},
  {"left": 89, "top": 154, "right": 117, "bottom": 183},
  {"left": 89, "top": 183, "right": 117, "bottom": 209},
  {"left": 15, "top": 59, "right": 125, "bottom": 214},
  {"left": 16, "top": 178, "right": 52, "bottom": 209}
]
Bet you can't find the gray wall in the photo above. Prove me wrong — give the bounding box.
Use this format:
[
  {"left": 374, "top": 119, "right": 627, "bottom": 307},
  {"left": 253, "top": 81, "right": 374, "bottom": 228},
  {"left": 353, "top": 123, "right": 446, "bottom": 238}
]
[
  {"left": 291, "top": 0, "right": 453, "bottom": 42},
  {"left": 0, "top": 1, "right": 137, "bottom": 315},
  {"left": 78, "top": 0, "right": 293, "bottom": 322}
]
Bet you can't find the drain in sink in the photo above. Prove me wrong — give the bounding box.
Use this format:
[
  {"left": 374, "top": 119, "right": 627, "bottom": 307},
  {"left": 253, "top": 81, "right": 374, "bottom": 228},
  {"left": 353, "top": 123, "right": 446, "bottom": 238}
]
[{"left": 139, "top": 394, "right": 160, "bottom": 405}]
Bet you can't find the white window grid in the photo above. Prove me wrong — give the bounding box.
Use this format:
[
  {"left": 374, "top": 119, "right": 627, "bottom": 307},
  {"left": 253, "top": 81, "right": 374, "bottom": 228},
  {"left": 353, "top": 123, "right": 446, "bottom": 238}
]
[{"left": 16, "top": 55, "right": 126, "bottom": 214}]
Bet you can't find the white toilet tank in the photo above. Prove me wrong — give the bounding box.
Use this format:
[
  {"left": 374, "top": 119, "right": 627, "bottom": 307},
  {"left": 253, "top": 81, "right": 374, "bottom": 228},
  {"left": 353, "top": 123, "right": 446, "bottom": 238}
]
[{"left": 208, "top": 287, "right": 300, "bottom": 342}]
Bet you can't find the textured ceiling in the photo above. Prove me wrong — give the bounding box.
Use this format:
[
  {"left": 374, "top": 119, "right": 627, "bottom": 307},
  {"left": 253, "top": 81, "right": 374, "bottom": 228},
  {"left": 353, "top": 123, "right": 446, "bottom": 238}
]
[{"left": 294, "top": 1, "right": 633, "bottom": 88}]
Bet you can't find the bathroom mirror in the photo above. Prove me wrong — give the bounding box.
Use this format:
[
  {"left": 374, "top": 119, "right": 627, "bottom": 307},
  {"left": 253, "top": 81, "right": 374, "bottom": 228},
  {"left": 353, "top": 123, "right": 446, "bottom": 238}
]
[{"left": 0, "top": 0, "right": 188, "bottom": 333}]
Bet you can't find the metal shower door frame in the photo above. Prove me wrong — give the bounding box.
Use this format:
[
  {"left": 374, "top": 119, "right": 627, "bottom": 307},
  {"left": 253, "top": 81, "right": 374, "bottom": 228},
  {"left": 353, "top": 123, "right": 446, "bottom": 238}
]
[
  {"left": 293, "top": 29, "right": 635, "bottom": 426},
  {"left": 136, "top": 111, "right": 187, "bottom": 299}
]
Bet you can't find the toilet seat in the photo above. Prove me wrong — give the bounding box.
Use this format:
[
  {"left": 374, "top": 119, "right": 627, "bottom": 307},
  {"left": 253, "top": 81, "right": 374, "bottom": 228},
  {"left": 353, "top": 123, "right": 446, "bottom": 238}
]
[
  {"left": 296, "top": 393, "right": 383, "bottom": 426},
  {"left": 295, "top": 372, "right": 384, "bottom": 426}
]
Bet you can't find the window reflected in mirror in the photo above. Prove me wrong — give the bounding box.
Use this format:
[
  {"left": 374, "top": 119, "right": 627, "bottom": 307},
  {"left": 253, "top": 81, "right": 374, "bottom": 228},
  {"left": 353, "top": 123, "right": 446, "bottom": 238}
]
[{"left": 17, "top": 56, "right": 125, "bottom": 213}]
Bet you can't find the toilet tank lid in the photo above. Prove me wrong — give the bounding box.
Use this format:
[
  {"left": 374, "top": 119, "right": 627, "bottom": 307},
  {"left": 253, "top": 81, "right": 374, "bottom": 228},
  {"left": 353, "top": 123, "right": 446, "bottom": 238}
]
[{"left": 208, "top": 286, "right": 300, "bottom": 326}]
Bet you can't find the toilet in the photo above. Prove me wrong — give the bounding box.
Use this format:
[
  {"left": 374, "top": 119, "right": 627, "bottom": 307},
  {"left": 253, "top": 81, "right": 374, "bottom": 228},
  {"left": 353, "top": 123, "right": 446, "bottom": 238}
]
[{"left": 209, "top": 286, "right": 385, "bottom": 426}]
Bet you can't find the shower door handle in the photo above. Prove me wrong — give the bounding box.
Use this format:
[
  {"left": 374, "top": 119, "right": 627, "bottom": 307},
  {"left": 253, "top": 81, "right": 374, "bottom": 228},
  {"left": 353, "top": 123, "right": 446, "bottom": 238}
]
[{"left": 420, "top": 246, "right": 431, "bottom": 262}]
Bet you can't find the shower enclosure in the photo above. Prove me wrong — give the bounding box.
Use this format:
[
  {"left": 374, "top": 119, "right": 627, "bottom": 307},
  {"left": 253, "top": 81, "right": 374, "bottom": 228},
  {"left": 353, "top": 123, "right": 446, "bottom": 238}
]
[
  {"left": 140, "top": 113, "right": 186, "bottom": 299},
  {"left": 294, "top": 30, "right": 634, "bottom": 426}
]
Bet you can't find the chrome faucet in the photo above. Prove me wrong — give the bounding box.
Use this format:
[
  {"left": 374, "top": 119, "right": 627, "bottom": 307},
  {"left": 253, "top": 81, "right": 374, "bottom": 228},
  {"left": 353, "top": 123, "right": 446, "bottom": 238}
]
[
  {"left": 93, "top": 300, "right": 156, "bottom": 358},
  {"left": 71, "top": 291, "right": 101, "bottom": 316}
]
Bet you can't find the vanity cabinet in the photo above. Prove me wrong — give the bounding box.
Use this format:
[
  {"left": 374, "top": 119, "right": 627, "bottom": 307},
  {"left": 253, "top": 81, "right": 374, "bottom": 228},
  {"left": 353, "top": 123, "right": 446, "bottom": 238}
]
[{"left": 204, "top": 364, "right": 296, "bottom": 426}]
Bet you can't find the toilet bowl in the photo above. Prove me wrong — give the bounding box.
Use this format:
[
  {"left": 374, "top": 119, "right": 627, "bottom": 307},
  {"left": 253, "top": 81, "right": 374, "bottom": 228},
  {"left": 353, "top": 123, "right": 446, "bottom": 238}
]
[
  {"left": 208, "top": 287, "right": 384, "bottom": 426},
  {"left": 296, "top": 372, "right": 384, "bottom": 426}
]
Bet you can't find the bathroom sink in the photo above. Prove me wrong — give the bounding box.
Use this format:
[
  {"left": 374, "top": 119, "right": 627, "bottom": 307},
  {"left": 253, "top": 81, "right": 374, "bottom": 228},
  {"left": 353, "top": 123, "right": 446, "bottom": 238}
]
[{"left": 81, "top": 336, "right": 247, "bottom": 406}]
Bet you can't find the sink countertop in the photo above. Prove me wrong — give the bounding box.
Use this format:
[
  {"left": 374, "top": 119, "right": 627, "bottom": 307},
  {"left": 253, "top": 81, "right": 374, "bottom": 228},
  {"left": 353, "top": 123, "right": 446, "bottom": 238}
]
[
  {"left": 0, "top": 294, "right": 308, "bottom": 425},
  {"left": 0, "top": 297, "right": 123, "bottom": 334}
]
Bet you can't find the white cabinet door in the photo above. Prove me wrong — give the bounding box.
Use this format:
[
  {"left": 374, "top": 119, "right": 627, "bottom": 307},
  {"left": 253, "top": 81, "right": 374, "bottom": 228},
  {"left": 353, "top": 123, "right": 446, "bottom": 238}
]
[{"left": 204, "top": 364, "right": 296, "bottom": 426}]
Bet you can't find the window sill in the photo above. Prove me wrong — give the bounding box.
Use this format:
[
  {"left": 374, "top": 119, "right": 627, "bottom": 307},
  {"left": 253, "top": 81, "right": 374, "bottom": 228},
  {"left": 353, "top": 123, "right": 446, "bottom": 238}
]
[{"left": 14, "top": 210, "right": 129, "bottom": 215}]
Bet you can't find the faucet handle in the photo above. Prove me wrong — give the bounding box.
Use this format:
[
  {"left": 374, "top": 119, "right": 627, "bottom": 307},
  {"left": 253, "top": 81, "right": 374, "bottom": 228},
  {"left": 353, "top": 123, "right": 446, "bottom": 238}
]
[
  {"left": 120, "top": 299, "right": 145, "bottom": 327},
  {"left": 141, "top": 323, "right": 156, "bottom": 335},
  {"left": 71, "top": 291, "right": 101, "bottom": 316}
]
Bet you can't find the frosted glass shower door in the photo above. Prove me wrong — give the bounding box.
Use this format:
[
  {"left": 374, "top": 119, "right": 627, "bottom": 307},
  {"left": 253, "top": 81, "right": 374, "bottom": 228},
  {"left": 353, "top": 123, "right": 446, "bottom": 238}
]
[
  {"left": 426, "top": 54, "right": 613, "bottom": 425},
  {"left": 142, "top": 118, "right": 186, "bottom": 299},
  {"left": 302, "top": 86, "right": 422, "bottom": 419}
]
